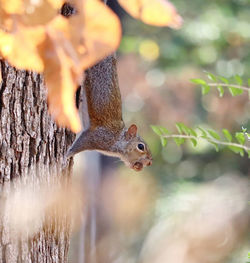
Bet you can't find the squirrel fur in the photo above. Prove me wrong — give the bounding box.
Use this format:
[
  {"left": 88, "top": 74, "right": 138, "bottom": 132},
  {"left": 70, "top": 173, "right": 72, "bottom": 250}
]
[{"left": 66, "top": 54, "right": 152, "bottom": 171}]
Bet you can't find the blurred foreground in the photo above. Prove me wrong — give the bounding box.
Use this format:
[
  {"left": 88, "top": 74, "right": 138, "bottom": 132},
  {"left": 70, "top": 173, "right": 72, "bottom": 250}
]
[{"left": 1, "top": 153, "right": 249, "bottom": 263}]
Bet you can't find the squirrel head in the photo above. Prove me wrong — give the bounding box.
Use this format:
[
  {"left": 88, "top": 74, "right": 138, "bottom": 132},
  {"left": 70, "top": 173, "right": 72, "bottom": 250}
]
[{"left": 119, "top": 124, "right": 152, "bottom": 171}]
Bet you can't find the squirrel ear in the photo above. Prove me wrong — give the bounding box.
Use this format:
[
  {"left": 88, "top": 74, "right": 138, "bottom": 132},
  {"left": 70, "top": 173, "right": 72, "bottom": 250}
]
[{"left": 126, "top": 124, "right": 137, "bottom": 140}]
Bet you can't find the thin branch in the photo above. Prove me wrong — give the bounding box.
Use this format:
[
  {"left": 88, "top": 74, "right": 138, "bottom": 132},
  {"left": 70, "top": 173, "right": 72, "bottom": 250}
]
[
  {"left": 163, "top": 134, "right": 250, "bottom": 152},
  {"left": 207, "top": 83, "right": 250, "bottom": 92}
]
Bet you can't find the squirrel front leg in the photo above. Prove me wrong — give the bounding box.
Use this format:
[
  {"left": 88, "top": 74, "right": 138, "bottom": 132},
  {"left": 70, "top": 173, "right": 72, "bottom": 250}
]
[
  {"left": 66, "top": 129, "right": 94, "bottom": 158},
  {"left": 66, "top": 127, "right": 116, "bottom": 157}
]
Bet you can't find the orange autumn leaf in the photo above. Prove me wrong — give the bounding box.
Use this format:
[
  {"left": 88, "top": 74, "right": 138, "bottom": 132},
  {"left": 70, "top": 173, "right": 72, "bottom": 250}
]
[
  {"left": 0, "top": 4, "right": 19, "bottom": 32},
  {"left": 69, "top": 0, "right": 122, "bottom": 70},
  {"left": 0, "top": 0, "right": 23, "bottom": 14},
  {"left": 47, "top": 0, "right": 63, "bottom": 9},
  {"left": 37, "top": 1, "right": 122, "bottom": 132},
  {"left": 20, "top": 0, "right": 61, "bottom": 26},
  {"left": 40, "top": 18, "right": 81, "bottom": 133},
  {"left": 0, "top": 26, "right": 45, "bottom": 72},
  {"left": 0, "top": 8, "right": 11, "bottom": 31},
  {"left": 0, "top": 0, "right": 121, "bottom": 132},
  {"left": 0, "top": 0, "right": 62, "bottom": 27},
  {"left": 118, "top": 0, "right": 182, "bottom": 28}
]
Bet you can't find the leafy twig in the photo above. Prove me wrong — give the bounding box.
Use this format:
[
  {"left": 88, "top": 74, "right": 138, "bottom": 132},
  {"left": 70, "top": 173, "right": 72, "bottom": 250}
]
[
  {"left": 162, "top": 134, "right": 250, "bottom": 152},
  {"left": 151, "top": 124, "right": 250, "bottom": 158},
  {"left": 207, "top": 83, "right": 250, "bottom": 92},
  {"left": 190, "top": 73, "right": 250, "bottom": 97}
]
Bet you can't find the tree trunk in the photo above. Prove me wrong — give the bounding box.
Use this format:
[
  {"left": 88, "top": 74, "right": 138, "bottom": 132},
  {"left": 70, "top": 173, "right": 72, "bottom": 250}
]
[{"left": 0, "top": 59, "right": 75, "bottom": 262}]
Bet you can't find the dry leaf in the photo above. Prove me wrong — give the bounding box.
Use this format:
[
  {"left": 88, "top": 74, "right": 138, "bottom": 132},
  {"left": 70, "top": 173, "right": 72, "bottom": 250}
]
[
  {"left": 47, "top": 0, "right": 63, "bottom": 9},
  {"left": 118, "top": 0, "right": 182, "bottom": 28},
  {"left": 0, "top": 7, "right": 13, "bottom": 31},
  {"left": 38, "top": 1, "right": 121, "bottom": 132},
  {"left": 0, "top": 0, "right": 23, "bottom": 14},
  {"left": 0, "top": 0, "right": 121, "bottom": 132},
  {"left": 0, "top": 26, "right": 45, "bottom": 72},
  {"left": 70, "top": 0, "right": 122, "bottom": 70},
  {"left": 40, "top": 17, "right": 81, "bottom": 132},
  {"left": 20, "top": 0, "right": 61, "bottom": 26}
]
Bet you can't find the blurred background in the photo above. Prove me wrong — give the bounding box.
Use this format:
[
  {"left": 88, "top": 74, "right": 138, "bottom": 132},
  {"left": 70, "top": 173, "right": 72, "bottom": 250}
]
[{"left": 69, "top": 0, "right": 250, "bottom": 262}]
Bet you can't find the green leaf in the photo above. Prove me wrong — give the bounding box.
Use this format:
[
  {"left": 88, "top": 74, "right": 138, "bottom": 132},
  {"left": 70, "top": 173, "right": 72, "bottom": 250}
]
[
  {"left": 151, "top": 125, "right": 162, "bottom": 136},
  {"left": 160, "top": 137, "right": 167, "bottom": 147},
  {"left": 241, "top": 127, "right": 247, "bottom": 133},
  {"left": 228, "top": 86, "right": 243, "bottom": 96},
  {"left": 176, "top": 123, "right": 189, "bottom": 135},
  {"left": 222, "top": 129, "right": 232, "bottom": 142},
  {"left": 159, "top": 126, "right": 169, "bottom": 135},
  {"left": 201, "top": 84, "right": 210, "bottom": 95},
  {"left": 235, "top": 132, "right": 245, "bottom": 145},
  {"left": 208, "top": 129, "right": 220, "bottom": 140},
  {"left": 190, "top": 79, "right": 207, "bottom": 85},
  {"left": 208, "top": 140, "right": 219, "bottom": 152},
  {"left": 176, "top": 123, "right": 184, "bottom": 134},
  {"left": 206, "top": 72, "right": 217, "bottom": 81},
  {"left": 188, "top": 127, "right": 197, "bottom": 137},
  {"left": 217, "top": 85, "right": 224, "bottom": 97},
  {"left": 234, "top": 75, "right": 242, "bottom": 85},
  {"left": 198, "top": 127, "right": 208, "bottom": 138},
  {"left": 174, "top": 137, "right": 185, "bottom": 146},
  {"left": 239, "top": 149, "right": 244, "bottom": 157},
  {"left": 176, "top": 123, "right": 197, "bottom": 137},
  {"left": 228, "top": 145, "right": 244, "bottom": 156},
  {"left": 190, "top": 138, "right": 197, "bottom": 147},
  {"left": 248, "top": 78, "right": 250, "bottom": 87},
  {"left": 219, "top": 76, "right": 229, "bottom": 84}
]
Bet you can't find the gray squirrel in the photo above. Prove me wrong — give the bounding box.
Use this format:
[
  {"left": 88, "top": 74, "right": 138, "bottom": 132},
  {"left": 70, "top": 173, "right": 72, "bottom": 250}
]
[{"left": 66, "top": 54, "right": 152, "bottom": 171}]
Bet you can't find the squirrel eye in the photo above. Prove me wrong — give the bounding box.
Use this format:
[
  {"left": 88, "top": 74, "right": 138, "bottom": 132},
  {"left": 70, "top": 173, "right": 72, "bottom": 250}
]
[{"left": 137, "top": 143, "right": 145, "bottom": 151}]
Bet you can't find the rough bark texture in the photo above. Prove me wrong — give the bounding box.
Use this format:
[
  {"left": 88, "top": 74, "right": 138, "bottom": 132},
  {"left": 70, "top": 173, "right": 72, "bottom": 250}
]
[{"left": 0, "top": 60, "right": 75, "bottom": 262}]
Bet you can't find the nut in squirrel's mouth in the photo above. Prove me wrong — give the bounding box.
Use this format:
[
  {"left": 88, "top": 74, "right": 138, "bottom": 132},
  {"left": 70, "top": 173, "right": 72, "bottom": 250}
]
[{"left": 132, "top": 162, "right": 143, "bottom": 171}]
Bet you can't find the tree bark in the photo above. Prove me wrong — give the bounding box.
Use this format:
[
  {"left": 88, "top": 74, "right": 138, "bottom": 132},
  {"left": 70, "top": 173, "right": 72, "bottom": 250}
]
[{"left": 0, "top": 58, "right": 75, "bottom": 262}]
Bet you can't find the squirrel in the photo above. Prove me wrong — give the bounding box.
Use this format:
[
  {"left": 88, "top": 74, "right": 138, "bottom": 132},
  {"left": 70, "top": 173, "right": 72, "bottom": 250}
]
[{"left": 66, "top": 54, "right": 152, "bottom": 171}]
